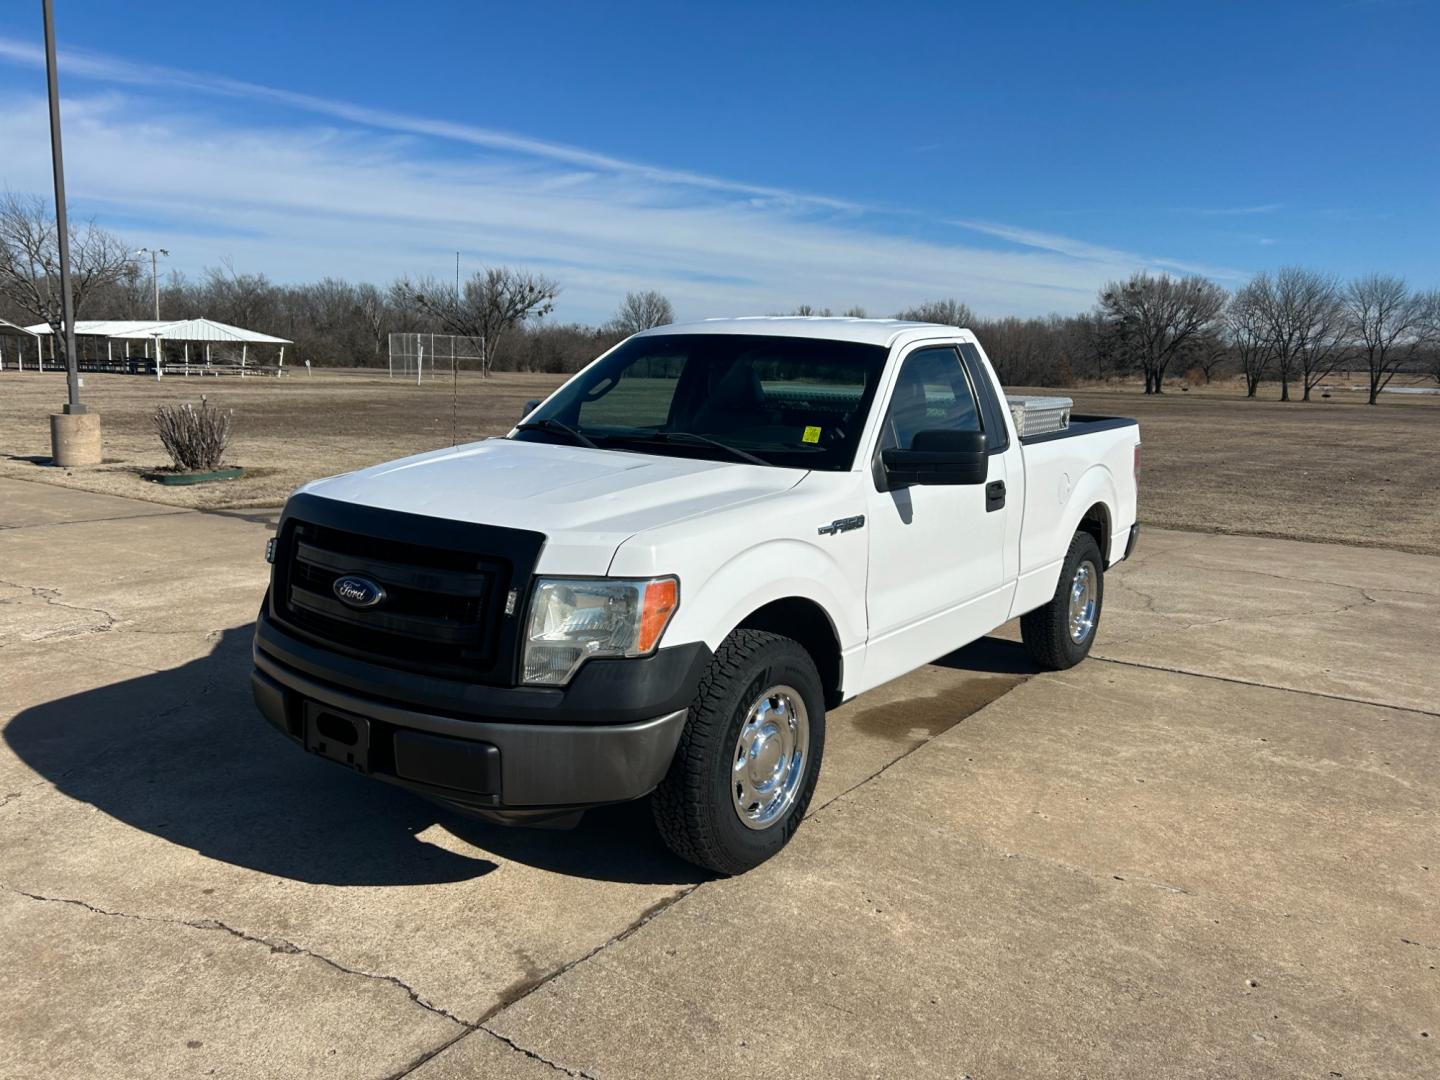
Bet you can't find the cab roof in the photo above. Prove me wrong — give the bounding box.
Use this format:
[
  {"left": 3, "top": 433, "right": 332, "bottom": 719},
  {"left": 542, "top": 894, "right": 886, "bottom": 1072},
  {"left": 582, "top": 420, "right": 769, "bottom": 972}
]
[{"left": 637, "top": 316, "right": 972, "bottom": 348}]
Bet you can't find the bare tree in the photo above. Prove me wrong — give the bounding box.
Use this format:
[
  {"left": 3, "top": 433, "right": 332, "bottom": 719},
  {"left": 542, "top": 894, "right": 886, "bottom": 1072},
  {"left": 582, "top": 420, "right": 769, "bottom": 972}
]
[
  {"left": 408, "top": 266, "right": 559, "bottom": 376},
  {"left": 1299, "top": 292, "right": 1350, "bottom": 402},
  {"left": 1424, "top": 339, "right": 1440, "bottom": 386},
  {"left": 1344, "top": 274, "right": 1431, "bottom": 405},
  {"left": 355, "top": 282, "right": 391, "bottom": 363},
  {"left": 1176, "top": 329, "right": 1228, "bottom": 384},
  {"left": 203, "top": 258, "right": 276, "bottom": 330},
  {"left": 1249, "top": 267, "right": 1346, "bottom": 402},
  {"left": 1226, "top": 282, "right": 1273, "bottom": 398},
  {"left": 842, "top": 306, "right": 867, "bottom": 318},
  {"left": 610, "top": 290, "right": 674, "bottom": 335},
  {"left": 790, "top": 304, "right": 833, "bottom": 317},
  {"left": 0, "top": 192, "right": 135, "bottom": 367},
  {"left": 1098, "top": 272, "right": 1227, "bottom": 393},
  {"left": 895, "top": 298, "right": 976, "bottom": 327}
]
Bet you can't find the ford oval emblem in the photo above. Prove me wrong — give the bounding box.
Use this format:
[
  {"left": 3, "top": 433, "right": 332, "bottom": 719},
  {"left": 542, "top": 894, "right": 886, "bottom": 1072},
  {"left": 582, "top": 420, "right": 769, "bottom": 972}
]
[{"left": 332, "top": 575, "right": 385, "bottom": 609}]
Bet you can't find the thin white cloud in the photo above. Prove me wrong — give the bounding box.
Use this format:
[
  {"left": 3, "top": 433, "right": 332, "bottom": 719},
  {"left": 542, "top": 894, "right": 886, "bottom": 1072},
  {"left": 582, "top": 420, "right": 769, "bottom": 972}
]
[
  {"left": 1188, "top": 203, "right": 1285, "bottom": 216},
  {"left": 0, "top": 35, "right": 858, "bottom": 211},
  {"left": 0, "top": 35, "right": 1242, "bottom": 321},
  {"left": 948, "top": 219, "right": 1241, "bottom": 281}
]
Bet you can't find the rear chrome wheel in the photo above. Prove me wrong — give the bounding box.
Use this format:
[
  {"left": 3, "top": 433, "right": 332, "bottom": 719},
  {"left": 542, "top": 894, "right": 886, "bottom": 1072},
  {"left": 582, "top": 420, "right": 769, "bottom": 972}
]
[
  {"left": 1021, "top": 530, "right": 1105, "bottom": 671},
  {"left": 1068, "top": 560, "right": 1098, "bottom": 644},
  {"left": 732, "top": 686, "right": 809, "bottom": 830}
]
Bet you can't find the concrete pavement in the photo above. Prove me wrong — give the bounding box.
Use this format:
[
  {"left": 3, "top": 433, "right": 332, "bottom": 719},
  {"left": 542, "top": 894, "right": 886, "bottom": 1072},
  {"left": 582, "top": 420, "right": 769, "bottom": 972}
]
[{"left": 1, "top": 476, "right": 1435, "bottom": 1078}]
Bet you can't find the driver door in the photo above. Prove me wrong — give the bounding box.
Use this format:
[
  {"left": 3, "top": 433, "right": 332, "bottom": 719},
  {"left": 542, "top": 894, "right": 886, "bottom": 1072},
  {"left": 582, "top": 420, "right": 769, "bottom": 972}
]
[{"left": 859, "top": 344, "right": 1011, "bottom": 691}]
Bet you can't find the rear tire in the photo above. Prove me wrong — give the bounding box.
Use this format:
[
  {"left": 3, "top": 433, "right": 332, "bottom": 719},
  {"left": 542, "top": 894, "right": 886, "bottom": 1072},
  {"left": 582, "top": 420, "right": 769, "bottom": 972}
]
[
  {"left": 652, "top": 629, "right": 825, "bottom": 875},
  {"left": 1021, "top": 531, "right": 1105, "bottom": 671}
]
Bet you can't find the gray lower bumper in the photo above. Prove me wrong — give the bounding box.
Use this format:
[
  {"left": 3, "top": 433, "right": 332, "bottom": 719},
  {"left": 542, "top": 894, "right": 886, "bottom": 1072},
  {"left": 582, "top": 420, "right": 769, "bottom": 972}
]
[{"left": 252, "top": 651, "right": 687, "bottom": 811}]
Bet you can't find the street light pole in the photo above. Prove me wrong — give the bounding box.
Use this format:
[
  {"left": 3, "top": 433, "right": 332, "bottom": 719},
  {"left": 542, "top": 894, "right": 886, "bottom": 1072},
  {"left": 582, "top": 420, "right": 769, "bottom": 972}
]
[
  {"left": 136, "top": 246, "right": 169, "bottom": 321},
  {"left": 42, "top": 0, "right": 82, "bottom": 414}
]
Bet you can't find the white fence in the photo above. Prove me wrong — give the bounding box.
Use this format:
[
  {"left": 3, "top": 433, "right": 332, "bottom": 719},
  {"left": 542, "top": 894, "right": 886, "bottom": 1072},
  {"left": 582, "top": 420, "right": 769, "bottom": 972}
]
[{"left": 387, "top": 332, "right": 486, "bottom": 381}]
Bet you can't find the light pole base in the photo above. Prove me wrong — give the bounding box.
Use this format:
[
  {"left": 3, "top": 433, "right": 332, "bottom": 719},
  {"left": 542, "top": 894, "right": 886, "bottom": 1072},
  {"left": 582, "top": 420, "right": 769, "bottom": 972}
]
[{"left": 50, "top": 410, "right": 102, "bottom": 467}]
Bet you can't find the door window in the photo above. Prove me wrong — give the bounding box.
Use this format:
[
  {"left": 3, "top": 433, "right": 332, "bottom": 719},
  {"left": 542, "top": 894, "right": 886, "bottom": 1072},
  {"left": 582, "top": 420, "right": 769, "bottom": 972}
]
[{"left": 879, "top": 346, "right": 982, "bottom": 450}]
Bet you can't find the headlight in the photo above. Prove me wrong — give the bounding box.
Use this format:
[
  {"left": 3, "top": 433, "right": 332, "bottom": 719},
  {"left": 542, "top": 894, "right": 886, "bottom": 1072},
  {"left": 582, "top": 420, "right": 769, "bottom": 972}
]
[{"left": 522, "top": 576, "right": 678, "bottom": 686}]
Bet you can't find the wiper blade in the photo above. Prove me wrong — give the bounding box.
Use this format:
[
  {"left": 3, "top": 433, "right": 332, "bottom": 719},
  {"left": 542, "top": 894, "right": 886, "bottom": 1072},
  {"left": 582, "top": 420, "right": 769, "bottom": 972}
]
[
  {"left": 616, "top": 431, "right": 770, "bottom": 467},
  {"left": 515, "top": 418, "right": 599, "bottom": 450}
]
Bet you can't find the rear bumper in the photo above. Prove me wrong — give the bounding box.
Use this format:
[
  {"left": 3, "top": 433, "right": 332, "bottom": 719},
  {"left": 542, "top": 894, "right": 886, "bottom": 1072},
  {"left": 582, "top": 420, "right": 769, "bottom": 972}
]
[{"left": 252, "top": 619, "right": 701, "bottom": 813}]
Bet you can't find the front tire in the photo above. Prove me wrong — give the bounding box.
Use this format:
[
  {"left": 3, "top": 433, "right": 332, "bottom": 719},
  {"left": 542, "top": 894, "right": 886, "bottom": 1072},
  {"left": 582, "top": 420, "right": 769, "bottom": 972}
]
[
  {"left": 1021, "top": 530, "right": 1105, "bottom": 671},
  {"left": 652, "top": 629, "right": 825, "bottom": 875}
]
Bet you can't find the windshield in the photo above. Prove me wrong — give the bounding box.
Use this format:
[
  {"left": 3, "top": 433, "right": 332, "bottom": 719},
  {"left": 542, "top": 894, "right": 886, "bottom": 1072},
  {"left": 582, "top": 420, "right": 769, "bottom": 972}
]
[{"left": 511, "top": 333, "right": 888, "bottom": 470}]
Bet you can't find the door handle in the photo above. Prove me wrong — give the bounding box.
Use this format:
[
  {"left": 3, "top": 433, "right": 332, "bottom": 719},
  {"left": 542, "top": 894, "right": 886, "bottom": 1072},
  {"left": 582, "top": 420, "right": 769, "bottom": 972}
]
[{"left": 985, "top": 480, "right": 1006, "bottom": 512}]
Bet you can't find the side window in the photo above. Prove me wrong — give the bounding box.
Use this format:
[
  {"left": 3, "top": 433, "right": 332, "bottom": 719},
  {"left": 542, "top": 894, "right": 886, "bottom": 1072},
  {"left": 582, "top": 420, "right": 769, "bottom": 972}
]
[{"left": 880, "top": 346, "right": 982, "bottom": 450}]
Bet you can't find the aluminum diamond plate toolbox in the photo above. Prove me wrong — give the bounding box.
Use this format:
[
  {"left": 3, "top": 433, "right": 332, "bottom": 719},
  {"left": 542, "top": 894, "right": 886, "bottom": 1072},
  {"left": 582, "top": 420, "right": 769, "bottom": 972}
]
[{"left": 1006, "top": 395, "right": 1072, "bottom": 438}]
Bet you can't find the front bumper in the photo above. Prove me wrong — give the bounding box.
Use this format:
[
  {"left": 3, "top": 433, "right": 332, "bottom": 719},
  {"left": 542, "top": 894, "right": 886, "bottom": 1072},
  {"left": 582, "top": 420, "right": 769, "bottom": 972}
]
[{"left": 252, "top": 615, "right": 705, "bottom": 813}]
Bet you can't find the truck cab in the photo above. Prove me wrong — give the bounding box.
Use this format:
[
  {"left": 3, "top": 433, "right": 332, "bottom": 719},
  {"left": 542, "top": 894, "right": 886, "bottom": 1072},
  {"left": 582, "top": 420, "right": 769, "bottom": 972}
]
[{"left": 253, "top": 318, "right": 1139, "bottom": 873}]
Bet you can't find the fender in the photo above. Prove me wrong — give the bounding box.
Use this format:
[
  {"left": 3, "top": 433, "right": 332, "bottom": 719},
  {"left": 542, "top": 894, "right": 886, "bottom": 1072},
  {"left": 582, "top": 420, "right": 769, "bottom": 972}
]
[
  {"left": 1061, "top": 464, "right": 1120, "bottom": 558},
  {"left": 1011, "top": 463, "right": 1119, "bottom": 618},
  {"left": 658, "top": 536, "right": 863, "bottom": 661}
]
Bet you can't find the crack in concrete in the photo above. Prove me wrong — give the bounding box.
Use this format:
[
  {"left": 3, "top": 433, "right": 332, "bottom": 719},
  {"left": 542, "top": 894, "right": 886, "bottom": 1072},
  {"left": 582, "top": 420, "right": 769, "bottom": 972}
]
[
  {"left": 377, "top": 1029, "right": 475, "bottom": 1080},
  {"left": 476, "top": 888, "right": 698, "bottom": 1029},
  {"left": 1106, "top": 574, "right": 1382, "bottom": 648},
  {"left": 444, "top": 890, "right": 704, "bottom": 1080},
  {"left": 1092, "top": 656, "right": 1440, "bottom": 718},
  {"left": 0, "top": 575, "right": 121, "bottom": 643},
  {"left": 1175, "top": 563, "right": 1437, "bottom": 599},
  {"left": 1116, "top": 537, "right": 1440, "bottom": 592},
  {"left": 0, "top": 508, "right": 196, "bottom": 532},
  {"left": 192, "top": 918, "right": 476, "bottom": 1030},
  {"left": 477, "top": 1029, "right": 602, "bottom": 1079},
  {"left": 1, "top": 884, "right": 472, "bottom": 1031}
]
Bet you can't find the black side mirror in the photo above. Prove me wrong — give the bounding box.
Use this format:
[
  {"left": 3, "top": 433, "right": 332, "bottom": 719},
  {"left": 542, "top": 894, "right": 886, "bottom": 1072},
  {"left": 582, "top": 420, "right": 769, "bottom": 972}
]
[
  {"left": 881, "top": 429, "right": 988, "bottom": 488},
  {"left": 521, "top": 399, "right": 543, "bottom": 420}
]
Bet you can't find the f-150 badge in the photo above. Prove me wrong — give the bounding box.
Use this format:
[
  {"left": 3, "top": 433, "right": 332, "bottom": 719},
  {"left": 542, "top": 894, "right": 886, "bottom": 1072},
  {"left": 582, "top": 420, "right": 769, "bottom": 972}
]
[{"left": 818, "top": 515, "right": 865, "bottom": 536}]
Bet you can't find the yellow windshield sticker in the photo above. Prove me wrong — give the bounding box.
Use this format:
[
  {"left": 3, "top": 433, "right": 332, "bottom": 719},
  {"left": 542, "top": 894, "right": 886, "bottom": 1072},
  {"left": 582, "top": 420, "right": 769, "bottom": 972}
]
[{"left": 802, "top": 425, "right": 822, "bottom": 444}]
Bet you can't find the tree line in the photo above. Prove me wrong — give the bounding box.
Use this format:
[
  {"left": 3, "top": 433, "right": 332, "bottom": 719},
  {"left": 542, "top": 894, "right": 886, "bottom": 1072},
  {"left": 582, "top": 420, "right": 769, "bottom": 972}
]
[{"left": 3, "top": 193, "right": 1437, "bottom": 401}]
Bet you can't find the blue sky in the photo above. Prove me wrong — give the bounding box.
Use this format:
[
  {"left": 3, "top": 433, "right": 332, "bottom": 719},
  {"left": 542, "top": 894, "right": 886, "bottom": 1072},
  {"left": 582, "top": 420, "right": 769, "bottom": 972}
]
[{"left": 1, "top": 0, "right": 1436, "bottom": 323}]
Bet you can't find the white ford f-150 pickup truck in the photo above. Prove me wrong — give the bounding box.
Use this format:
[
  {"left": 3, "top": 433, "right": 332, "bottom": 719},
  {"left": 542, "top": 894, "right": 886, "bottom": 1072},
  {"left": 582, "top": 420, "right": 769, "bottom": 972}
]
[{"left": 252, "top": 318, "right": 1140, "bottom": 873}]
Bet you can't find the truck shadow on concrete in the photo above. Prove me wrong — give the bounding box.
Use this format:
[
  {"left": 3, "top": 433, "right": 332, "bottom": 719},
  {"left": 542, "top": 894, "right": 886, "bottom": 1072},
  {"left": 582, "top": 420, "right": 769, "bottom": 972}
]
[
  {"left": 5, "top": 625, "right": 1035, "bottom": 890},
  {"left": 3, "top": 625, "right": 702, "bottom": 888}
]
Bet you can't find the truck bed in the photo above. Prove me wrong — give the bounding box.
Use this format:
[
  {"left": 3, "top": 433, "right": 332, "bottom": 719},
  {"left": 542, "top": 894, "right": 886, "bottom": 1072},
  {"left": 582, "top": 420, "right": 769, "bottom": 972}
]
[
  {"left": 1012, "top": 413, "right": 1140, "bottom": 615},
  {"left": 1018, "top": 414, "right": 1138, "bottom": 446}
]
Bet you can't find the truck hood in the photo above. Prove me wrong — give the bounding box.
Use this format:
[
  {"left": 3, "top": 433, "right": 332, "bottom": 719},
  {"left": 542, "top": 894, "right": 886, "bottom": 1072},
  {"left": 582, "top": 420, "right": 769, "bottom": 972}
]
[{"left": 298, "top": 438, "right": 805, "bottom": 574}]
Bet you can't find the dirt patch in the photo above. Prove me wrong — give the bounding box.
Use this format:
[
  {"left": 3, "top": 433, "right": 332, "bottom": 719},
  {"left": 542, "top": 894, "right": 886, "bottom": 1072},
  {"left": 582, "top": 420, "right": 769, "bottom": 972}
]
[
  {"left": 1, "top": 368, "right": 1436, "bottom": 554},
  {"left": 0, "top": 370, "right": 559, "bottom": 509},
  {"left": 1047, "top": 379, "right": 1440, "bottom": 556}
]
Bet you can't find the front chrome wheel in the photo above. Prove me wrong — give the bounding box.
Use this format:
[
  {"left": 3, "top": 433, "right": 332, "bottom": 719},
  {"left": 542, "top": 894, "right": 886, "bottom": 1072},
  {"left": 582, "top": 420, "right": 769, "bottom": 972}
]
[
  {"left": 732, "top": 685, "right": 809, "bottom": 830},
  {"left": 1068, "top": 560, "right": 1098, "bottom": 643}
]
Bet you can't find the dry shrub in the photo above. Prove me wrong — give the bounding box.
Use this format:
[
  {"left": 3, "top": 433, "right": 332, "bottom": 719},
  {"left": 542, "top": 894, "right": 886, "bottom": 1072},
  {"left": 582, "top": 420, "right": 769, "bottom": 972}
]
[{"left": 153, "top": 396, "right": 233, "bottom": 471}]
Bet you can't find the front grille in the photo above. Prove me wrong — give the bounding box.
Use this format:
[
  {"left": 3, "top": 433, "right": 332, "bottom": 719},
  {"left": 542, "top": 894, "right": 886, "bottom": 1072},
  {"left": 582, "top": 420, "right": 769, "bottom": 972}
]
[{"left": 273, "top": 517, "right": 512, "bottom": 679}]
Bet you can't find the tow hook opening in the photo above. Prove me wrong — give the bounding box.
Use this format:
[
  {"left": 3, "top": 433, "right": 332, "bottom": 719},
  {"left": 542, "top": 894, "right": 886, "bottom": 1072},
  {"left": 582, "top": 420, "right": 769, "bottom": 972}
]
[{"left": 315, "top": 711, "right": 359, "bottom": 747}]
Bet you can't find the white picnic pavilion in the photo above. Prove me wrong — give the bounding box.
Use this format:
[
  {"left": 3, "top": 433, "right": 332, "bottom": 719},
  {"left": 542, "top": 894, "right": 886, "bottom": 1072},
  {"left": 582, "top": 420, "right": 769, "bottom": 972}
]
[{"left": 14, "top": 317, "right": 292, "bottom": 376}]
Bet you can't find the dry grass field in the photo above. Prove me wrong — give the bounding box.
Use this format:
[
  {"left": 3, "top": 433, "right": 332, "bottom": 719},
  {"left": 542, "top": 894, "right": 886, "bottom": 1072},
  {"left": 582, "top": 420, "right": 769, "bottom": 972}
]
[
  {"left": 2, "top": 368, "right": 1437, "bottom": 554},
  {"left": 1051, "top": 380, "right": 1440, "bottom": 555}
]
